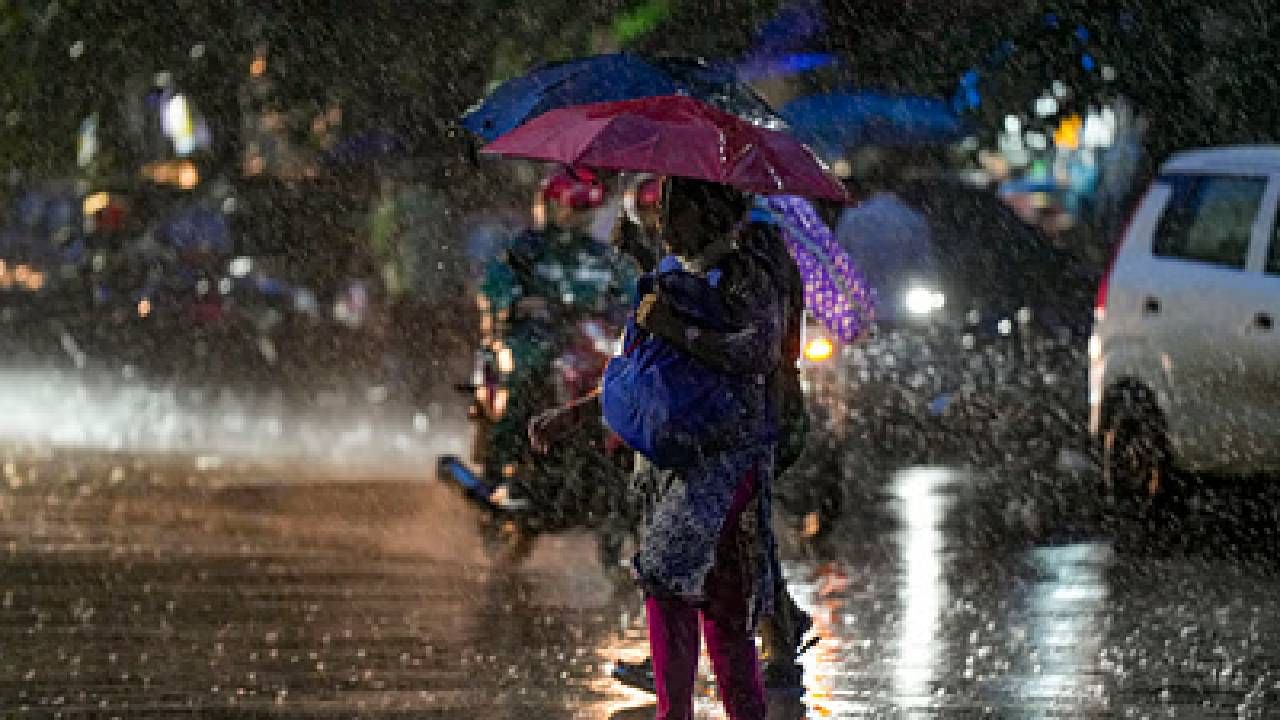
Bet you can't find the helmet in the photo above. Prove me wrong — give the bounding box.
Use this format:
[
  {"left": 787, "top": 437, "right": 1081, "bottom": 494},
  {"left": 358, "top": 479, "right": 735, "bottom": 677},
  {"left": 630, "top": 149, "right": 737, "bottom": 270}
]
[
  {"left": 633, "top": 176, "right": 661, "bottom": 208},
  {"left": 540, "top": 167, "right": 605, "bottom": 210},
  {"left": 623, "top": 174, "right": 662, "bottom": 225}
]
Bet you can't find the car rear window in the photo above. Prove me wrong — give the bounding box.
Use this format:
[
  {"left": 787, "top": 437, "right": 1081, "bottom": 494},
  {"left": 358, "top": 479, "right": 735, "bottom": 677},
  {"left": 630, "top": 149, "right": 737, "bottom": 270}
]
[{"left": 1153, "top": 174, "right": 1267, "bottom": 269}]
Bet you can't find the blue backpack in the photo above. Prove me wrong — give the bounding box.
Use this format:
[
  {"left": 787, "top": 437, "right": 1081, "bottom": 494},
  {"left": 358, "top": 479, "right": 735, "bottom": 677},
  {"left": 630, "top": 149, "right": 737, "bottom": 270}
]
[{"left": 601, "top": 264, "right": 760, "bottom": 469}]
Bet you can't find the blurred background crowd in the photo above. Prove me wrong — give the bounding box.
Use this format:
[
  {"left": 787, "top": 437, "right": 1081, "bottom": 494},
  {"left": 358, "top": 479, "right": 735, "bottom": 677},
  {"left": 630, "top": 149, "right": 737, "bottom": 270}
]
[{"left": 1, "top": 0, "right": 1274, "bottom": 400}]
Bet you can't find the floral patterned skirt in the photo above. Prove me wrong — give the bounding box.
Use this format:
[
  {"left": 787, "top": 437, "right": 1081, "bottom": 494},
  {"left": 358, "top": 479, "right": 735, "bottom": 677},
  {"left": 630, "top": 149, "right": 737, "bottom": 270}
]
[{"left": 631, "top": 445, "right": 777, "bottom": 631}]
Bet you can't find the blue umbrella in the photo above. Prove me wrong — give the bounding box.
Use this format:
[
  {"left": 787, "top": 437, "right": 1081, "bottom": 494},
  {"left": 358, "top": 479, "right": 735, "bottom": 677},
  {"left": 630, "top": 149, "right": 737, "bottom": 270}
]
[
  {"left": 460, "top": 53, "right": 785, "bottom": 142},
  {"left": 780, "top": 91, "right": 971, "bottom": 158}
]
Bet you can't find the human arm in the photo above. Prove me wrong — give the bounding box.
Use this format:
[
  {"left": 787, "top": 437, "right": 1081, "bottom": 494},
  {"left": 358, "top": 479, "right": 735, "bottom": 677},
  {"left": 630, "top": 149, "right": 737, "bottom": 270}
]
[
  {"left": 635, "top": 261, "right": 783, "bottom": 376},
  {"left": 528, "top": 388, "right": 602, "bottom": 454}
]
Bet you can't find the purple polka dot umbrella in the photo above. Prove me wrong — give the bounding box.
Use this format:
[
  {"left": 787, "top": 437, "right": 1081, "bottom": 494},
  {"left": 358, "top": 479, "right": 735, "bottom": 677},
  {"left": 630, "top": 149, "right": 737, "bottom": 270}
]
[{"left": 759, "top": 195, "right": 874, "bottom": 343}]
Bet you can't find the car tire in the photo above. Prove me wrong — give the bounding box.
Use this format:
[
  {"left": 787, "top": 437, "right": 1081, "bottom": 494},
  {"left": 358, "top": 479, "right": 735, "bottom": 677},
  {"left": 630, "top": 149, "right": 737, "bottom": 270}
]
[{"left": 1100, "top": 389, "right": 1171, "bottom": 506}]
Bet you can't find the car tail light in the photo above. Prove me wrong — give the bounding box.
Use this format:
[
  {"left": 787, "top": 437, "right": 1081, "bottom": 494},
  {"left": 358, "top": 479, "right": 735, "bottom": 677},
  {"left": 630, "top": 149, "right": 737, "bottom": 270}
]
[
  {"left": 1094, "top": 243, "right": 1121, "bottom": 322},
  {"left": 1095, "top": 191, "right": 1146, "bottom": 322}
]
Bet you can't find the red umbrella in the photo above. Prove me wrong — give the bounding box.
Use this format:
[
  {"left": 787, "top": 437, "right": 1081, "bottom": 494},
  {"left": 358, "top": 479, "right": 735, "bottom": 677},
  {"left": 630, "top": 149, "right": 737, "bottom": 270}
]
[{"left": 482, "top": 95, "right": 848, "bottom": 202}]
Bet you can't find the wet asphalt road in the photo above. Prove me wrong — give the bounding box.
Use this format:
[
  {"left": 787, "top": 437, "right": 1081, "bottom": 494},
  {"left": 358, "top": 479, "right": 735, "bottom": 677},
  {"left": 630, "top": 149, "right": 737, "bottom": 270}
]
[{"left": 3, "top": 372, "right": 1280, "bottom": 718}]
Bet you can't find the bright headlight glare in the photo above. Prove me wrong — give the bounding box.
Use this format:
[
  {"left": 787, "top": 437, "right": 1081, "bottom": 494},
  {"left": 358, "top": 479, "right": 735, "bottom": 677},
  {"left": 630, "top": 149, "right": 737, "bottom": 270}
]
[
  {"left": 497, "top": 347, "right": 515, "bottom": 374},
  {"left": 803, "top": 336, "right": 834, "bottom": 362},
  {"left": 905, "top": 286, "right": 945, "bottom": 315},
  {"left": 229, "top": 256, "right": 252, "bottom": 277}
]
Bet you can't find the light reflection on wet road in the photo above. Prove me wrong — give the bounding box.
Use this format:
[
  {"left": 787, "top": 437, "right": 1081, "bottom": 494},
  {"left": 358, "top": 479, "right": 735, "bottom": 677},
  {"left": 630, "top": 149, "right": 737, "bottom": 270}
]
[
  {"left": 2, "top": 371, "right": 1280, "bottom": 717},
  {"left": 788, "top": 467, "right": 1117, "bottom": 718},
  {"left": 0, "top": 366, "right": 467, "bottom": 474},
  {"left": 781, "top": 464, "right": 1280, "bottom": 719}
]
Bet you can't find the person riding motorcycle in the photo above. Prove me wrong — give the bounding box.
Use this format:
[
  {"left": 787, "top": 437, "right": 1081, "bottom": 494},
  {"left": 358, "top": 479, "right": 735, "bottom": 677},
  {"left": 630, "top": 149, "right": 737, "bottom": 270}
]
[
  {"left": 476, "top": 167, "right": 638, "bottom": 507},
  {"left": 526, "top": 173, "right": 663, "bottom": 455}
]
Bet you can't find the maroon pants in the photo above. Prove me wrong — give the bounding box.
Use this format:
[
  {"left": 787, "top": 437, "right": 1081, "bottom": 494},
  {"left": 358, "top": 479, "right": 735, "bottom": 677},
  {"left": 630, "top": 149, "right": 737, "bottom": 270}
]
[{"left": 645, "top": 469, "right": 766, "bottom": 720}]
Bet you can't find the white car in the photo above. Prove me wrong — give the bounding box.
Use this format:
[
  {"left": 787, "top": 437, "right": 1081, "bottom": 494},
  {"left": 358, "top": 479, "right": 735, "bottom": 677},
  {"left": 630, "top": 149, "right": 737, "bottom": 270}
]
[{"left": 1090, "top": 145, "right": 1280, "bottom": 495}]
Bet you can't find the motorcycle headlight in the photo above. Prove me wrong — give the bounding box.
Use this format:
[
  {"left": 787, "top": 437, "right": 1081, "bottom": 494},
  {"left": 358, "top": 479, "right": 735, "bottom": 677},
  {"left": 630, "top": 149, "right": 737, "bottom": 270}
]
[
  {"left": 904, "top": 286, "right": 946, "bottom": 315},
  {"left": 803, "top": 336, "right": 835, "bottom": 363},
  {"left": 21, "top": 267, "right": 44, "bottom": 291},
  {"left": 228, "top": 256, "right": 252, "bottom": 278}
]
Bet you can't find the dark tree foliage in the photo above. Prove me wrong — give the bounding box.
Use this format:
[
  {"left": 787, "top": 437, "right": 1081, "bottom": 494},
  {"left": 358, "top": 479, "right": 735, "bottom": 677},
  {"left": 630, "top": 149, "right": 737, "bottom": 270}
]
[
  {"left": 1, "top": 0, "right": 1274, "bottom": 185},
  {"left": 819, "top": 0, "right": 1276, "bottom": 159}
]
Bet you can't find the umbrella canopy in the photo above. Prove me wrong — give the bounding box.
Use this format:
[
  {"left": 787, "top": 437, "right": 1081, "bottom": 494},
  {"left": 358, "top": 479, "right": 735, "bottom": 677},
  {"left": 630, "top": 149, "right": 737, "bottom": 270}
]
[
  {"left": 482, "top": 95, "right": 848, "bottom": 202},
  {"left": 460, "top": 53, "right": 785, "bottom": 142},
  {"left": 781, "top": 91, "right": 970, "bottom": 158},
  {"left": 758, "top": 195, "right": 873, "bottom": 342}
]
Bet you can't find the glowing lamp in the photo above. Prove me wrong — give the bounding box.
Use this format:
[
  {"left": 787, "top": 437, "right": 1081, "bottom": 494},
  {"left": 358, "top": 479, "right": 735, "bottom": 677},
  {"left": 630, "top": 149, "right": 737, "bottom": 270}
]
[{"left": 803, "top": 336, "right": 835, "bottom": 363}]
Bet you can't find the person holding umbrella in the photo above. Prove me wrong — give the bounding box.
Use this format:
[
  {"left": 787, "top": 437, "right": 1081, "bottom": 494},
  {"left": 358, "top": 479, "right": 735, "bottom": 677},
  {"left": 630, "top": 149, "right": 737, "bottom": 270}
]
[
  {"left": 622, "top": 176, "right": 782, "bottom": 720},
  {"left": 529, "top": 178, "right": 820, "bottom": 696},
  {"left": 628, "top": 188, "right": 820, "bottom": 695},
  {"left": 531, "top": 178, "right": 790, "bottom": 719},
  {"left": 480, "top": 92, "right": 847, "bottom": 719}
]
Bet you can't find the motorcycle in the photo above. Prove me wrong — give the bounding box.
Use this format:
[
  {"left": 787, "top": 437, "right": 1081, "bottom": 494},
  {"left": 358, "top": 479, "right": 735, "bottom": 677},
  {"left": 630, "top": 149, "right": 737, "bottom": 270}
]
[{"left": 438, "top": 314, "right": 636, "bottom": 564}]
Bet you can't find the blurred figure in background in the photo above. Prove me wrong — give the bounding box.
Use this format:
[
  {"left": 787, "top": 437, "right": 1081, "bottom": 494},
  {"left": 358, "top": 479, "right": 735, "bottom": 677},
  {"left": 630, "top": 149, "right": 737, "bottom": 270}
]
[
  {"left": 614, "top": 174, "right": 663, "bottom": 270},
  {"left": 528, "top": 172, "right": 664, "bottom": 455},
  {"left": 836, "top": 148, "right": 935, "bottom": 326}
]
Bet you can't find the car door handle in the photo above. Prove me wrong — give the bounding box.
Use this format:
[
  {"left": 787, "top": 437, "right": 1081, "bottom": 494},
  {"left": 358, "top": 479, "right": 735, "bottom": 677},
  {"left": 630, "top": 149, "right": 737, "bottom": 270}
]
[
  {"left": 1255, "top": 312, "right": 1274, "bottom": 331},
  {"left": 1143, "top": 297, "right": 1161, "bottom": 315}
]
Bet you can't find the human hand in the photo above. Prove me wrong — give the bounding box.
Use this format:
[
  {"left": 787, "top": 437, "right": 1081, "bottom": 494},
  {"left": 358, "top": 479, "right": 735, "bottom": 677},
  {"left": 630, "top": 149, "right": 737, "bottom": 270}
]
[
  {"left": 636, "top": 293, "right": 687, "bottom": 343},
  {"left": 635, "top": 293, "right": 662, "bottom": 330},
  {"left": 528, "top": 405, "right": 579, "bottom": 454}
]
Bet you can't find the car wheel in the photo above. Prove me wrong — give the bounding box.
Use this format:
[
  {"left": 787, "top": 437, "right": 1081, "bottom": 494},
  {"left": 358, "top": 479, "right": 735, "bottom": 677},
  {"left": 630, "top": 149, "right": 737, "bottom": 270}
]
[{"left": 1101, "top": 402, "right": 1170, "bottom": 505}]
